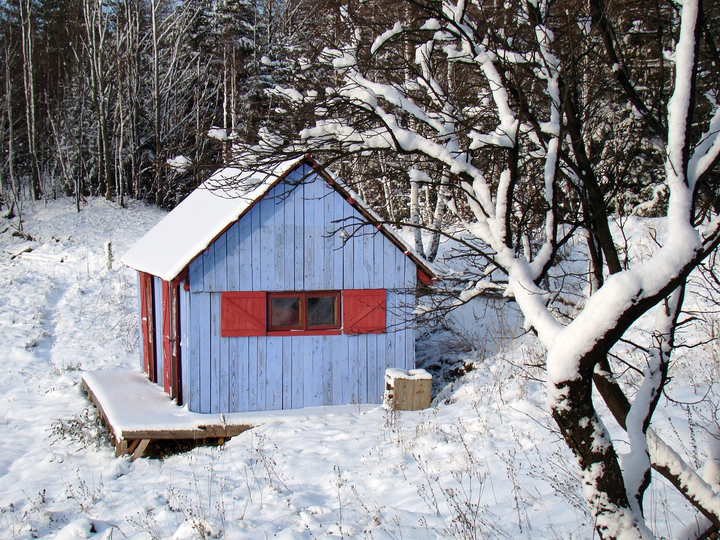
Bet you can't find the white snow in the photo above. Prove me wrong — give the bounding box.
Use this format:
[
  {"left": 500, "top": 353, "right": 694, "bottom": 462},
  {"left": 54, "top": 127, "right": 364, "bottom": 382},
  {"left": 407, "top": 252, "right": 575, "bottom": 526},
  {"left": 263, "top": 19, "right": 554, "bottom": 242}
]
[
  {"left": 206, "top": 127, "right": 229, "bottom": 141},
  {"left": 665, "top": 0, "right": 698, "bottom": 189},
  {"left": 370, "top": 22, "right": 403, "bottom": 55},
  {"left": 83, "top": 369, "right": 376, "bottom": 438},
  {"left": 384, "top": 368, "right": 432, "bottom": 382},
  {"left": 0, "top": 198, "right": 714, "bottom": 539},
  {"left": 166, "top": 155, "right": 192, "bottom": 173}
]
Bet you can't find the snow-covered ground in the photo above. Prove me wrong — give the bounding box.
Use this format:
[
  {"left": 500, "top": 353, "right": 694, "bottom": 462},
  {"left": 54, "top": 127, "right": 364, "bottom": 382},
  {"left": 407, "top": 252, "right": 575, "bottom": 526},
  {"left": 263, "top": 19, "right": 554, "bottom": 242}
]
[{"left": 0, "top": 198, "right": 712, "bottom": 539}]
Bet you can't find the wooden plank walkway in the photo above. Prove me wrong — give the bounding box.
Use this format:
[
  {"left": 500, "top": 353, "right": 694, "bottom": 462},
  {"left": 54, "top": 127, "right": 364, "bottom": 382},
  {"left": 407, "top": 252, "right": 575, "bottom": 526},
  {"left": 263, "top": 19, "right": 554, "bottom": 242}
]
[{"left": 82, "top": 369, "right": 376, "bottom": 459}]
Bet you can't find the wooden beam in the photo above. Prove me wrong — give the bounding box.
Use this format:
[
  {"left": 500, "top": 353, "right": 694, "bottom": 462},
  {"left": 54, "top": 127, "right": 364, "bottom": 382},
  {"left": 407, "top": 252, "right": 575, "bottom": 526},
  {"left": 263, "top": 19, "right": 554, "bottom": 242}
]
[
  {"left": 131, "top": 439, "right": 151, "bottom": 461},
  {"left": 82, "top": 373, "right": 257, "bottom": 459},
  {"left": 127, "top": 439, "right": 141, "bottom": 454},
  {"left": 115, "top": 439, "right": 128, "bottom": 457},
  {"left": 120, "top": 424, "right": 253, "bottom": 441}
]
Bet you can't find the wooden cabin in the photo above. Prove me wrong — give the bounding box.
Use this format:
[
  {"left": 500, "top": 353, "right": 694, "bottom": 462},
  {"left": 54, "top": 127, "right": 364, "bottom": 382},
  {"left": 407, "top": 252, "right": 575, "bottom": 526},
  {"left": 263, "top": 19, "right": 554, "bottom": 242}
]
[{"left": 121, "top": 156, "right": 436, "bottom": 414}]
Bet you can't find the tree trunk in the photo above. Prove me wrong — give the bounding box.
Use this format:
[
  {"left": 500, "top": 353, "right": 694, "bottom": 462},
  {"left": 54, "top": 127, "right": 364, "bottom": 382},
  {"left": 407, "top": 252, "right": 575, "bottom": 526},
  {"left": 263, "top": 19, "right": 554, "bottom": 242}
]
[
  {"left": 19, "top": 0, "right": 41, "bottom": 201},
  {"left": 550, "top": 361, "right": 646, "bottom": 539},
  {"left": 151, "top": 0, "right": 163, "bottom": 204},
  {"left": 426, "top": 167, "right": 450, "bottom": 262},
  {"left": 410, "top": 174, "right": 424, "bottom": 256},
  {"left": 4, "top": 45, "right": 22, "bottom": 231}
]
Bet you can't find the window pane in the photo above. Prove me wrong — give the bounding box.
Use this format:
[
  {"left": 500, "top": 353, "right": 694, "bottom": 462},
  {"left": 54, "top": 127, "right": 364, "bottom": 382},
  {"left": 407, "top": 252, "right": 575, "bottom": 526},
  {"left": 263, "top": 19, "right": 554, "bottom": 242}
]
[
  {"left": 307, "top": 296, "right": 337, "bottom": 327},
  {"left": 270, "top": 297, "right": 301, "bottom": 327}
]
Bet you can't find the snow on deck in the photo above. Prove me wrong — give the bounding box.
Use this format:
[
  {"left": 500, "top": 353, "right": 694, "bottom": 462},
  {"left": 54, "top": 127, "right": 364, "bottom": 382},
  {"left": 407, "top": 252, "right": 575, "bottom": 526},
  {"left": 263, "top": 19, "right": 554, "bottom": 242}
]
[{"left": 82, "top": 369, "right": 378, "bottom": 443}]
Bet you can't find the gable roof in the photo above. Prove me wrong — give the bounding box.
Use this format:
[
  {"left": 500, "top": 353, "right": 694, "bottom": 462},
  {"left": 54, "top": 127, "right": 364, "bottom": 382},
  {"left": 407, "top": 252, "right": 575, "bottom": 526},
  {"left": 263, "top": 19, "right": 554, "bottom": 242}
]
[{"left": 121, "top": 156, "right": 437, "bottom": 283}]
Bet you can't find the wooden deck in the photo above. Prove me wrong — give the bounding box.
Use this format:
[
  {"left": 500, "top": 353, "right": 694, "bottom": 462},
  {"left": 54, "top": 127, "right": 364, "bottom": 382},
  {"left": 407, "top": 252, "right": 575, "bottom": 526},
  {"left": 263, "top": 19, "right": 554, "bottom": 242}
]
[{"left": 82, "top": 369, "right": 377, "bottom": 460}]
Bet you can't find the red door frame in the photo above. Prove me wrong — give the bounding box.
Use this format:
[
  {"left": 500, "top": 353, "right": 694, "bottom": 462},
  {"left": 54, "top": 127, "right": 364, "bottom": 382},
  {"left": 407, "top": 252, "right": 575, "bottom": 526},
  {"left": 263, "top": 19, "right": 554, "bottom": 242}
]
[
  {"left": 139, "top": 272, "right": 156, "bottom": 382},
  {"left": 161, "top": 281, "right": 172, "bottom": 394}
]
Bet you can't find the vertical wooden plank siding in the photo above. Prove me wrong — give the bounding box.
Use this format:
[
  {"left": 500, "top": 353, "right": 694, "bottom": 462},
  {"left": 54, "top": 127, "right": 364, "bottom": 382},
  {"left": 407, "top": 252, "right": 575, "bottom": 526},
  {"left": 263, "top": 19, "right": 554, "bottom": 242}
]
[
  {"left": 235, "top": 211, "right": 252, "bottom": 289},
  {"left": 340, "top": 200, "right": 355, "bottom": 405},
  {"left": 342, "top": 334, "right": 352, "bottom": 404},
  {"left": 227, "top": 233, "right": 241, "bottom": 412},
  {"left": 211, "top": 293, "right": 229, "bottom": 413},
  {"left": 303, "top": 178, "right": 323, "bottom": 290},
  {"left": 291, "top": 337, "right": 303, "bottom": 409},
  {"left": 176, "top": 167, "right": 420, "bottom": 414},
  {"left": 185, "top": 291, "right": 200, "bottom": 411},
  {"left": 215, "top": 232, "right": 228, "bottom": 292},
  {"left": 259, "top": 191, "right": 276, "bottom": 292},
  {"left": 366, "top": 334, "right": 379, "bottom": 403},
  {"left": 274, "top": 182, "right": 292, "bottom": 290},
  {"left": 284, "top": 185, "right": 297, "bottom": 291},
  {"left": 236, "top": 338, "right": 249, "bottom": 412},
  {"left": 204, "top": 243, "right": 216, "bottom": 292},
  {"left": 356, "top": 336, "right": 367, "bottom": 403},
  {"left": 312, "top": 336, "right": 323, "bottom": 407},
  {"left": 197, "top": 292, "right": 211, "bottom": 413},
  {"left": 266, "top": 337, "right": 283, "bottom": 410},
  {"left": 179, "top": 286, "right": 191, "bottom": 406},
  {"left": 302, "top": 336, "right": 315, "bottom": 407},
  {"left": 331, "top": 335, "right": 343, "bottom": 405},
  {"left": 321, "top": 336, "right": 332, "bottom": 405},
  {"left": 247, "top": 336, "right": 258, "bottom": 411},
  {"left": 250, "top": 202, "right": 262, "bottom": 292},
  {"left": 293, "top": 180, "right": 305, "bottom": 288},
  {"left": 189, "top": 255, "right": 204, "bottom": 292},
  {"left": 325, "top": 178, "right": 344, "bottom": 290},
  {"left": 376, "top": 333, "right": 389, "bottom": 403},
  {"left": 256, "top": 338, "right": 267, "bottom": 411},
  {"left": 359, "top": 227, "right": 375, "bottom": 289},
  {"left": 226, "top": 221, "right": 240, "bottom": 291},
  {"left": 282, "top": 336, "right": 292, "bottom": 409}
]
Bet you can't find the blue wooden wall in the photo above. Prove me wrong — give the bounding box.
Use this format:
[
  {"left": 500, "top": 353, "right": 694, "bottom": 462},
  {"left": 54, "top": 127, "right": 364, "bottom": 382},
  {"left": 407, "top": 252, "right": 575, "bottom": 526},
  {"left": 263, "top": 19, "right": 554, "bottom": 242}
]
[{"left": 180, "top": 164, "right": 417, "bottom": 414}]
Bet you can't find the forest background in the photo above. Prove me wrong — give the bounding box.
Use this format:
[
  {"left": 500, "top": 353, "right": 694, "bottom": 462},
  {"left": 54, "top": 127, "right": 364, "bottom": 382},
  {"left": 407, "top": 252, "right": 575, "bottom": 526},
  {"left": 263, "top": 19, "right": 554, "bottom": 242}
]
[{"left": 0, "top": 0, "right": 311, "bottom": 213}]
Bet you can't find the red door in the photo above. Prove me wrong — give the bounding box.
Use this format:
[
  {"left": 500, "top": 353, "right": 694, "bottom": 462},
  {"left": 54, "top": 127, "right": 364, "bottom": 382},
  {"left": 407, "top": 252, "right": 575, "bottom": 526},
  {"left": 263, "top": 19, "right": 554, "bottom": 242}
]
[
  {"left": 162, "top": 279, "right": 183, "bottom": 403},
  {"left": 169, "top": 280, "right": 182, "bottom": 404},
  {"left": 162, "top": 281, "right": 171, "bottom": 394}
]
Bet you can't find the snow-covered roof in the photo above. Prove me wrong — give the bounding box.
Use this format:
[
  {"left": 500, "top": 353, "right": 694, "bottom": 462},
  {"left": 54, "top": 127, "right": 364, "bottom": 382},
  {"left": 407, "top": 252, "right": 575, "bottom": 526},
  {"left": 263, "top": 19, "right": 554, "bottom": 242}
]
[{"left": 121, "top": 156, "right": 437, "bottom": 282}]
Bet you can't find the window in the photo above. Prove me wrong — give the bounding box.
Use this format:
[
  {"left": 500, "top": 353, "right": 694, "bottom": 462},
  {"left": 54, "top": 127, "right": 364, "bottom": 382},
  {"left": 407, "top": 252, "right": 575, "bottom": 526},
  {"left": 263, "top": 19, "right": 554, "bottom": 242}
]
[
  {"left": 269, "top": 294, "right": 301, "bottom": 329},
  {"left": 268, "top": 291, "right": 340, "bottom": 332},
  {"left": 221, "top": 289, "right": 385, "bottom": 336}
]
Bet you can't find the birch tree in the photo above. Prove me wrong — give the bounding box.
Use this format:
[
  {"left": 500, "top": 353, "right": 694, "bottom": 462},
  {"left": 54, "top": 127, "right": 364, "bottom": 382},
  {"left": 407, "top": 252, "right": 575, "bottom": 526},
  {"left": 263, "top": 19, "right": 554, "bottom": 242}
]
[
  {"left": 241, "top": 0, "right": 720, "bottom": 537},
  {"left": 1, "top": 19, "right": 22, "bottom": 224},
  {"left": 18, "top": 0, "right": 40, "bottom": 200},
  {"left": 83, "top": 0, "right": 114, "bottom": 200}
]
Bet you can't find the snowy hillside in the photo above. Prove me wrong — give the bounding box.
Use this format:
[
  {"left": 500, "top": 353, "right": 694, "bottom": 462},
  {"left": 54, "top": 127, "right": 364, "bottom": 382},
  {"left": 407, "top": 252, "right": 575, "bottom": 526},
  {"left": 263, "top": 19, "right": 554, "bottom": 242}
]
[{"left": 0, "top": 199, "right": 711, "bottom": 539}]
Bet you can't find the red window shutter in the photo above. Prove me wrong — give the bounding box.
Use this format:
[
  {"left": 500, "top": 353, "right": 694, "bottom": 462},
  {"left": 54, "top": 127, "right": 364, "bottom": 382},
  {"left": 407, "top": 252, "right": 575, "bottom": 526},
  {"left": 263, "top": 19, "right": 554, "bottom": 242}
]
[
  {"left": 221, "top": 291, "right": 267, "bottom": 336},
  {"left": 343, "top": 289, "right": 386, "bottom": 334}
]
